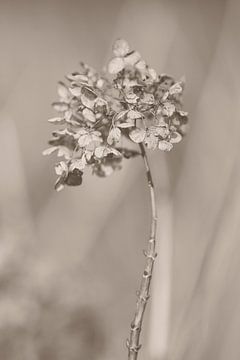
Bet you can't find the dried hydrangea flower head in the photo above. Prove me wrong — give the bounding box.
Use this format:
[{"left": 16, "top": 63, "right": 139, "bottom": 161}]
[{"left": 44, "top": 39, "right": 188, "bottom": 191}]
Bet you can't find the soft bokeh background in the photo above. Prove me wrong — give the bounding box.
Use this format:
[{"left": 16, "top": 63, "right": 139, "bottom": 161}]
[{"left": 1, "top": 0, "right": 240, "bottom": 359}]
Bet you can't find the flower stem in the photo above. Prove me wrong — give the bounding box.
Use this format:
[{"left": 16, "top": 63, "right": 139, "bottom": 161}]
[{"left": 126, "top": 143, "right": 158, "bottom": 360}]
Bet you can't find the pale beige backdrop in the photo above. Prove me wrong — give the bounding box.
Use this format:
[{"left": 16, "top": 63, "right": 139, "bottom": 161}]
[{"left": 0, "top": 0, "right": 240, "bottom": 359}]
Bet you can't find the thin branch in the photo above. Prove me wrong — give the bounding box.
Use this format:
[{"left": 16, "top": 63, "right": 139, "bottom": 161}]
[{"left": 127, "top": 143, "right": 158, "bottom": 360}]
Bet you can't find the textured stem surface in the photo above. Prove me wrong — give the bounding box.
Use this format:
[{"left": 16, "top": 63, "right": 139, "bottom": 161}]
[{"left": 127, "top": 143, "right": 158, "bottom": 360}]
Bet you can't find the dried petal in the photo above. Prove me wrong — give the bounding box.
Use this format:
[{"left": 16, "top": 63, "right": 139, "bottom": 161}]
[
  {"left": 117, "top": 120, "right": 135, "bottom": 128},
  {"left": 55, "top": 161, "right": 68, "bottom": 176},
  {"left": 82, "top": 108, "right": 96, "bottom": 122},
  {"left": 169, "top": 82, "right": 183, "bottom": 95},
  {"left": 170, "top": 132, "right": 182, "bottom": 144},
  {"left": 158, "top": 140, "right": 173, "bottom": 151},
  {"left": 162, "top": 102, "right": 175, "bottom": 117},
  {"left": 69, "top": 87, "right": 82, "bottom": 97},
  {"left": 81, "top": 87, "right": 97, "bottom": 109},
  {"left": 42, "top": 146, "right": 58, "bottom": 156},
  {"left": 125, "top": 92, "right": 139, "bottom": 104},
  {"left": 57, "top": 82, "right": 70, "bottom": 101},
  {"left": 52, "top": 102, "right": 69, "bottom": 112},
  {"left": 127, "top": 110, "right": 142, "bottom": 120},
  {"left": 148, "top": 68, "right": 157, "bottom": 81},
  {"left": 69, "top": 157, "right": 86, "bottom": 172},
  {"left": 107, "top": 127, "right": 121, "bottom": 145},
  {"left": 129, "top": 128, "right": 146, "bottom": 143},
  {"left": 124, "top": 51, "right": 141, "bottom": 66},
  {"left": 113, "top": 39, "right": 130, "bottom": 57},
  {"left": 48, "top": 117, "right": 65, "bottom": 125},
  {"left": 135, "top": 60, "right": 146, "bottom": 71},
  {"left": 144, "top": 134, "right": 158, "bottom": 150},
  {"left": 108, "top": 57, "right": 125, "bottom": 74}
]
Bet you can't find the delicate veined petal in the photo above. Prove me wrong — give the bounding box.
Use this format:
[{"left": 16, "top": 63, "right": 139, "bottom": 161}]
[
  {"left": 57, "top": 82, "right": 70, "bottom": 101},
  {"left": 158, "top": 140, "right": 173, "bottom": 151},
  {"left": 129, "top": 128, "right": 146, "bottom": 143},
  {"left": 170, "top": 131, "right": 182, "bottom": 144},
  {"left": 52, "top": 102, "right": 69, "bottom": 112},
  {"left": 67, "top": 72, "right": 89, "bottom": 83},
  {"left": 69, "top": 87, "right": 82, "bottom": 97},
  {"left": 55, "top": 161, "right": 68, "bottom": 176},
  {"left": 48, "top": 117, "right": 65, "bottom": 124},
  {"left": 141, "top": 93, "right": 155, "bottom": 105},
  {"left": 149, "top": 125, "right": 169, "bottom": 139},
  {"left": 42, "top": 146, "right": 58, "bottom": 155},
  {"left": 78, "top": 133, "right": 92, "bottom": 147},
  {"left": 113, "top": 39, "right": 130, "bottom": 57},
  {"left": 127, "top": 110, "right": 142, "bottom": 120},
  {"left": 124, "top": 51, "right": 141, "bottom": 66},
  {"left": 83, "top": 108, "right": 96, "bottom": 122},
  {"left": 135, "top": 60, "right": 146, "bottom": 71},
  {"left": 107, "top": 127, "right": 121, "bottom": 145},
  {"left": 125, "top": 92, "right": 139, "bottom": 104},
  {"left": 57, "top": 147, "right": 72, "bottom": 159},
  {"left": 54, "top": 180, "right": 65, "bottom": 192},
  {"left": 117, "top": 120, "right": 135, "bottom": 128},
  {"left": 116, "top": 110, "right": 129, "bottom": 120},
  {"left": 108, "top": 57, "right": 125, "bottom": 74},
  {"left": 80, "top": 87, "right": 97, "bottom": 108},
  {"left": 95, "top": 146, "right": 121, "bottom": 158},
  {"left": 94, "top": 146, "right": 106, "bottom": 158},
  {"left": 110, "top": 148, "right": 122, "bottom": 157},
  {"left": 69, "top": 157, "right": 87, "bottom": 172},
  {"left": 85, "top": 150, "right": 94, "bottom": 161},
  {"left": 148, "top": 68, "right": 157, "bottom": 81},
  {"left": 169, "top": 82, "right": 183, "bottom": 95},
  {"left": 178, "top": 110, "right": 188, "bottom": 117},
  {"left": 144, "top": 134, "right": 158, "bottom": 150},
  {"left": 162, "top": 102, "right": 175, "bottom": 117}
]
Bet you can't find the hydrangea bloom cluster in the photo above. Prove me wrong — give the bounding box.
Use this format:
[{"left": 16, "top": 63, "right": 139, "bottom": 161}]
[{"left": 44, "top": 39, "right": 188, "bottom": 191}]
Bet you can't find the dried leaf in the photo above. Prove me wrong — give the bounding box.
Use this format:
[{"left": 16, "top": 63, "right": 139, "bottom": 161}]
[
  {"left": 66, "top": 168, "right": 83, "bottom": 186},
  {"left": 129, "top": 128, "right": 146, "bottom": 143},
  {"left": 108, "top": 57, "right": 125, "bottom": 74}
]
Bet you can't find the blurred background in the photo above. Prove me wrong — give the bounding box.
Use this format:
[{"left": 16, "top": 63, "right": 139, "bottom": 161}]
[{"left": 1, "top": 0, "right": 240, "bottom": 359}]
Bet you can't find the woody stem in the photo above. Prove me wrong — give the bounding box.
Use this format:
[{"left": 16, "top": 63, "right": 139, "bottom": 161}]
[{"left": 127, "top": 143, "right": 158, "bottom": 360}]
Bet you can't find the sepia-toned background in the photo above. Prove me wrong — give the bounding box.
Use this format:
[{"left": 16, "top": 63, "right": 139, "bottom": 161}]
[{"left": 1, "top": 0, "right": 240, "bottom": 359}]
